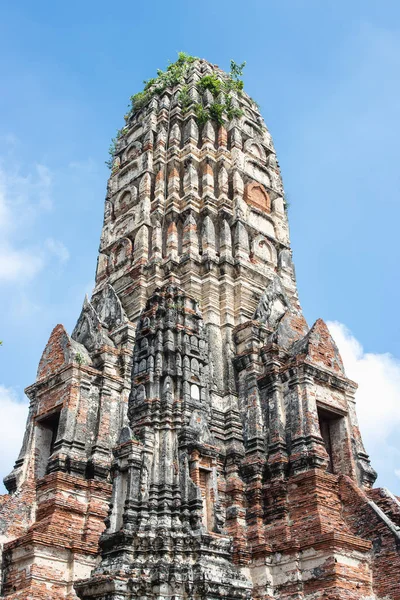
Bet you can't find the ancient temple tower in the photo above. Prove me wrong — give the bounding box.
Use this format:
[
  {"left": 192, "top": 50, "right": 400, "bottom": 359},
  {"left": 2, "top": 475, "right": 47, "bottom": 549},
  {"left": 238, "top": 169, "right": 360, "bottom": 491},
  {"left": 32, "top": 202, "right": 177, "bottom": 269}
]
[{"left": 1, "top": 54, "right": 400, "bottom": 600}]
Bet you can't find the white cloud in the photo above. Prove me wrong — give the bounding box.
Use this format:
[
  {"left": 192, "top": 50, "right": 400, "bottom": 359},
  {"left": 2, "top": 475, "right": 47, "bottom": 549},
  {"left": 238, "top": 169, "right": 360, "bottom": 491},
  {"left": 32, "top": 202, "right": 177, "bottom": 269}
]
[
  {"left": 84, "top": 279, "right": 95, "bottom": 297},
  {"left": 0, "top": 161, "right": 53, "bottom": 236},
  {"left": 0, "top": 146, "right": 69, "bottom": 285},
  {"left": 327, "top": 321, "right": 400, "bottom": 490},
  {"left": 0, "top": 243, "right": 44, "bottom": 282},
  {"left": 68, "top": 157, "right": 97, "bottom": 174},
  {"left": 45, "top": 238, "right": 70, "bottom": 263},
  {"left": 9, "top": 290, "right": 41, "bottom": 319},
  {"left": 36, "top": 164, "right": 53, "bottom": 210},
  {"left": 0, "top": 386, "right": 29, "bottom": 490},
  {"left": 0, "top": 133, "right": 18, "bottom": 149},
  {"left": 0, "top": 175, "right": 12, "bottom": 232}
]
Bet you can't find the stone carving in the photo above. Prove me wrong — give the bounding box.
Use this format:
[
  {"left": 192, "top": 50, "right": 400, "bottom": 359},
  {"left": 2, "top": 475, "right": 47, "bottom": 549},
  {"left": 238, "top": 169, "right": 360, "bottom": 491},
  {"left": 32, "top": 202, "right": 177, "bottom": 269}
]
[
  {"left": 254, "top": 274, "right": 289, "bottom": 328},
  {"left": 218, "top": 163, "right": 229, "bottom": 196},
  {"left": 109, "top": 236, "right": 132, "bottom": 271},
  {"left": 72, "top": 295, "right": 113, "bottom": 352},
  {"left": 2, "top": 56, "right": 397, "bottom": 600},
  {"left": 278, "top": 248, "right": 294, "bottom": 273},
  {"left": 91, "top": 283, "right": 128, "bottom": 330},
  {"left": 126, "top": 141, "right": 142, "bottom": 161},
  {"left": 202, "top": 120, "right": 215, "bottom": 144},
  {"left": 244, "top": 139, "right": 266, "bottom": 162},
  {"left": 37, "top": 324, "right": 92, "bottom": 380},
  {"left": 169, "top": 122, "right": 181, "bottom": 146},
  {"left": 245, "top": 181, "right": 271, "bottom": 213},
  {"left": 252, "top": 235, "right": 274, "bottom": 264},
  {"left": 72, "top": 284, "right": 127, "bottom": 352},
  {"left": 183, "top": 158, "right": 198, "bottom": 193}
]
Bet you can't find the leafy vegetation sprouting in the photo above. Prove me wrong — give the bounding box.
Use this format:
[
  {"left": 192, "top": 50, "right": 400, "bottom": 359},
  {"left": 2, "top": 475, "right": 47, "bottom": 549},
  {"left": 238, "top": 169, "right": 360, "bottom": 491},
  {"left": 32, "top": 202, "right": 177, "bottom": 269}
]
[{"left": 106, "top": 54, "right": 247, "bottom": 168}]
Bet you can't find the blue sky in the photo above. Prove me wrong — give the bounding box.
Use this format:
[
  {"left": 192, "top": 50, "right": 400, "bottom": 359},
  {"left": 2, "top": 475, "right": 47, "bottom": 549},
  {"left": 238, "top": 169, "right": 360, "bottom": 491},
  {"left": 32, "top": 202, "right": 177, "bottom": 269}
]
[{"left": 0, "top": 1, "right": 400, "bottom": 493}]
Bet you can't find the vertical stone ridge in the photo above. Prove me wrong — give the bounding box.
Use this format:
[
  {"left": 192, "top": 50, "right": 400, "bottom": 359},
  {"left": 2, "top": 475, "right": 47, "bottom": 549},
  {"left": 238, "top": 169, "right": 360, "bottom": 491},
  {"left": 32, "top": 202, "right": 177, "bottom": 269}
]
[{"left": 1, "top": 56, "right": 399, "bottom": 600}]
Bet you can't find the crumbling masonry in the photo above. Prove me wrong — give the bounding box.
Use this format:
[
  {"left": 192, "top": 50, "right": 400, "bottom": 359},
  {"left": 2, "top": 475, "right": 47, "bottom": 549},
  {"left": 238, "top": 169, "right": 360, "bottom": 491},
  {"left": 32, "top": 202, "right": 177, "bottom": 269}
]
[{"left": 1, "top": 57, "right": 400, "bottom": 599}]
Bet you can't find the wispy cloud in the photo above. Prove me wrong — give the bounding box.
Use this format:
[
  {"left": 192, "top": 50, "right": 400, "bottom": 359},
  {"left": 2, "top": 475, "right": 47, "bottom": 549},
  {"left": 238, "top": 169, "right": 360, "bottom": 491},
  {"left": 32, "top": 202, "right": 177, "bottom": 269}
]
[
  {"left": 0, "top": 385, "right": 29, "bottom": 491},
  {"left": 328, "top": 321, "right": 400, "bottom": 491},
  {"left": 36, "top": 164, "right": 53, "bottom": 210},
  {"left": 68, "top": 157, "right": 97, "bottom": 174},
  {"left": 0, "top": 244, "right": 44, "bottom": 282},
  {"left": 45, "top": 238, "right": 70, "bottom": 263},
  {"left": 0, "top": 141, "right": 69, "bottom": 285},
  {"left": 0, "top": 160, "right": 53, "bottom": 233}
]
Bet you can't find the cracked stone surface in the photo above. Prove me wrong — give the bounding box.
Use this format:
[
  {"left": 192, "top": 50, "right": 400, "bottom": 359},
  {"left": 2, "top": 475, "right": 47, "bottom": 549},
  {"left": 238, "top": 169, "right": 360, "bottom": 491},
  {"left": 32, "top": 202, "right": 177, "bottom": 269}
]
[{"left": 0, "top": 57, "right": 399, "bottom": 600}]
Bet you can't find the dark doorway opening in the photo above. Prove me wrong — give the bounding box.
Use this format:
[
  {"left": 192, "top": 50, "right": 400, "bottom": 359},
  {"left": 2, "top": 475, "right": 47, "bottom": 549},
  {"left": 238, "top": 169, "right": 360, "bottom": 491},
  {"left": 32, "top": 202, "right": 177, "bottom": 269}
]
[
  {"left": 317, "top": 407, "right": 341, "bottom": 474},
  {"left": 35, "top": 411, "right": 61, "bottom": 479},
  {"left": 199, "top": 468, "right": 213, "bottom": 530}
]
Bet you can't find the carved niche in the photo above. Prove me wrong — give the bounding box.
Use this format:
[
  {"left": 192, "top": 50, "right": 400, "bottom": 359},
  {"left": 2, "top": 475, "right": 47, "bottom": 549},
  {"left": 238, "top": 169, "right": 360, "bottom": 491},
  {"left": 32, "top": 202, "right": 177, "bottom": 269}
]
[
  {"left": 113, "top": 187, "right": 138, "bottom": 219},
  {"left": 109, "top": 237, "right": 132, "bottom": 272},
  {"left": 252, "top": 235, "right": 275, "bottom": 264},
  {"left": 125, "top": 141, "right": 142, "bottom": 162},
  {"left": 245, "top": 181, "right": 271, "bottom": 213}
]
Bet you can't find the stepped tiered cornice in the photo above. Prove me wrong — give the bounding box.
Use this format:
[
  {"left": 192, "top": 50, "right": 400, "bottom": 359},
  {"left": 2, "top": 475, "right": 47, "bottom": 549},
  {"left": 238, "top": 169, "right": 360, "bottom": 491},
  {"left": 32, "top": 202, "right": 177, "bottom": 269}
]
[{"left": 0, "top": 55, "right": 399, "bottom": 600}]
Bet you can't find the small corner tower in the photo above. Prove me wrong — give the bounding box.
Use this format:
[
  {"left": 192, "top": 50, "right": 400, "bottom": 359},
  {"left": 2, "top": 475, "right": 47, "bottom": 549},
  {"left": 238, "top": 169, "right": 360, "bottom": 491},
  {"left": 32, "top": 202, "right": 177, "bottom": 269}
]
[{"left": 1, "top": 55, "right": 399, "bottom": 600}]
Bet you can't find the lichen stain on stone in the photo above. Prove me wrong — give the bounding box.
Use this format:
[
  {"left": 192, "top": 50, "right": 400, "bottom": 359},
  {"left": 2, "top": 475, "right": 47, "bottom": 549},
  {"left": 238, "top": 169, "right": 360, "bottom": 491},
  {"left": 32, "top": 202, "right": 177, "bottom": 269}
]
[{"left": 0, "top": 55, "right": 399, "bottom": 600}]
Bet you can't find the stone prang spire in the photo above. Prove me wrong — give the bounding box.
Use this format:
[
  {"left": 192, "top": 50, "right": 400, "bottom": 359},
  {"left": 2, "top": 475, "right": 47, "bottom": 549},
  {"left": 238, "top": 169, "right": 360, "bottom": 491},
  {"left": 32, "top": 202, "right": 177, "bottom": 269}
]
[{"left": 1, "top": 55, "right": 399, "bottom": 600}]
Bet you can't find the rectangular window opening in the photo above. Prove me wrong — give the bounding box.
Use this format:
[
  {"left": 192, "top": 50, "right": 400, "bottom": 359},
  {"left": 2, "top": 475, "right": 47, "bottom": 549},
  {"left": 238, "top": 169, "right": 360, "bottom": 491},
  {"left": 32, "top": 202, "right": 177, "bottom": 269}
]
[
  {"left": 317, "top": 407, "right": 341, "bottom": 474},
  {"left": 198, "top": 468, "right": 213, "bottom": 531},
  {"left": 35, "top": 411, "right": 61, "bottom": 479}
]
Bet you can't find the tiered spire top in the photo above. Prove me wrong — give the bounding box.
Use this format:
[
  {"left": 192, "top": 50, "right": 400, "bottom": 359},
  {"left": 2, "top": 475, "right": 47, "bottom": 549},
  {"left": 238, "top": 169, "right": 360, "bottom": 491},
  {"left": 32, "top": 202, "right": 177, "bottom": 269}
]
[{"left": 107, "top": 54, "right": 266, "bottom": 169}]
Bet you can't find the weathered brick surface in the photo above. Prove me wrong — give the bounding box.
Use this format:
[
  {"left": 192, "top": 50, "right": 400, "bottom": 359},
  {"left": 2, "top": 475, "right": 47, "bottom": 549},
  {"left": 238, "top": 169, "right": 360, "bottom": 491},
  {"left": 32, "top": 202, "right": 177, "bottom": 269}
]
[
  {"left": 1, "top": 56, "right": 399, "bottom": 599},
  {"left": 340, "top": 476, "right": 400, "bottom": 600}
]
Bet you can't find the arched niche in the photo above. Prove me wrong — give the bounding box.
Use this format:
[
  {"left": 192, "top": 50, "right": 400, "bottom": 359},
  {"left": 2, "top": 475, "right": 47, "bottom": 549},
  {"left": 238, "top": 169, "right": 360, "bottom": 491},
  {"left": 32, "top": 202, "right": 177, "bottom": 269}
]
[
  {"left": 104, "top": 200, "right": 113, "bottom": 223},
  {"left": 114, "top": 190, "right": 131, "bottom": 218},
  {"left": 245, "top": 181, "right": 271, "bottom": 213},
  {"left": 136, "top": 384, "right": 146, "bottom": 402},
  {"left": 244, "top": 139, "right": 267, "bottom": 163},
  {"left": 252, "top": 235, "right": 276, "bottom": 264},
  {"left": 109, "top": 237, "right": 132, "bottom": 271},
  {"left": 191, "top": 357, "right": 200, "bottom": 378},
  {"left": 96, "top": 253, "right": 108, "bottom": 282},
  {"left": 190, "top": 384, "right": 200, "bottom": 401},
  {"left": 125, "top": 141, "right": 142, "bottom": 162}
]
